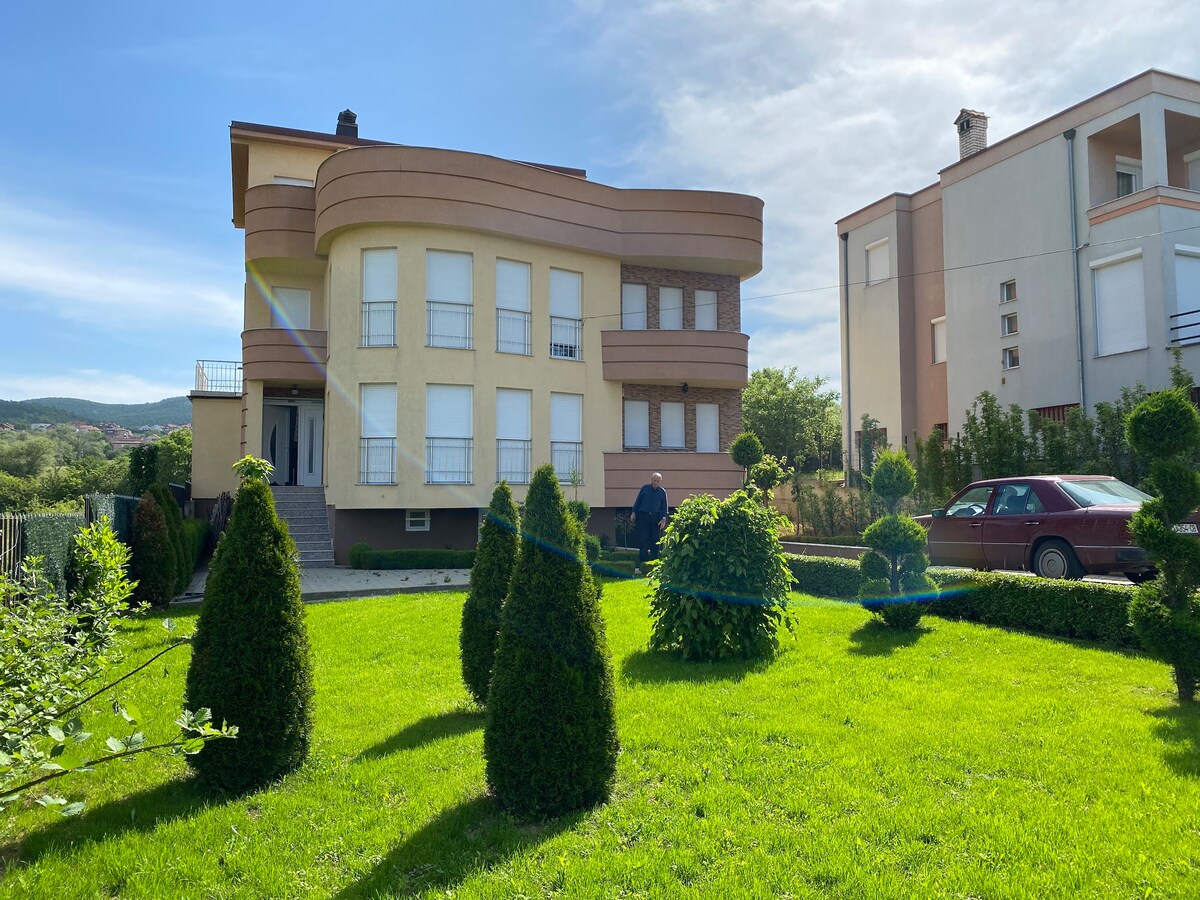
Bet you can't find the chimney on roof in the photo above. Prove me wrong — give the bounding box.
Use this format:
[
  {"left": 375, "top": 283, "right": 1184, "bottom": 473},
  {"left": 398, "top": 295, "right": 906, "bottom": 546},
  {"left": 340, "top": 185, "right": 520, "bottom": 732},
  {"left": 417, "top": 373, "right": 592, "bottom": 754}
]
[
  {"left": 954, "top": 109, "right": 988, "bottom": 160},
  {"left": 336, "top": 109, "right": 358, "bottom": 138}
]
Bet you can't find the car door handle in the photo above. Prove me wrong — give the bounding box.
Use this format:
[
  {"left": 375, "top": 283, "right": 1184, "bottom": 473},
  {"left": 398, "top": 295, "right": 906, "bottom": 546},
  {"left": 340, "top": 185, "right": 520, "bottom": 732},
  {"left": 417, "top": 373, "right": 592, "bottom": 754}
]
[
  {"left": 1023, "top": 521, "right": 1041, "bottom": 526},
  {"left": 970, "top": 523, "right": 982, "bottom": 528}
]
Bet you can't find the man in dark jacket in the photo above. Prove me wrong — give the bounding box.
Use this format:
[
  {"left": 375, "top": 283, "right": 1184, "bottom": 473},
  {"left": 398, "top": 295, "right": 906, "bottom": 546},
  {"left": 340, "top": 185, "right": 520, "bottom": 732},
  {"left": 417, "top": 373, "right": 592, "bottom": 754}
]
[{"left": 631, "top": 472, "right": 668, "bottom": 573}]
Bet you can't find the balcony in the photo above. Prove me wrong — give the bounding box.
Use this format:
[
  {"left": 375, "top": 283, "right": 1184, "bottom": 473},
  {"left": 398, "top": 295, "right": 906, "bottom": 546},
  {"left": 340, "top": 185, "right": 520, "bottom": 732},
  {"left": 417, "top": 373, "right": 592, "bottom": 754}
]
[
  {"left": 600, "top": 329, "right": 748, "bottom": 388},
  {"left": 192, "top": 360, "right": 243, "bottom": 396},
  {"left": 242, "top": 328, "right": 328, "bottom": 383},
  {"left": 243, "top": 183, "right": 317, "bottom": 261},
  {"left": 603, "top": 451, "right": 743, "bottom": 507}
]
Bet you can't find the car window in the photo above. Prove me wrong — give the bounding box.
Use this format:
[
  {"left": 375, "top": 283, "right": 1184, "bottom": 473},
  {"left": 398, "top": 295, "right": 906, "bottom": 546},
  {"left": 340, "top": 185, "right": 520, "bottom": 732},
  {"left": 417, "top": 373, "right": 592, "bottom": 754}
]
[
  {"left": 992, "top": 483, "right": 1043, "bottom": 516},
  {"left": 947, "top": 486, "right": 994, "bottom": 516},
  {"left": 1059, "top": 478, "right": 1151, "bottom": 508},
  {"left": 1026, "top": 489, "right": 1045, "bottom": 514}
]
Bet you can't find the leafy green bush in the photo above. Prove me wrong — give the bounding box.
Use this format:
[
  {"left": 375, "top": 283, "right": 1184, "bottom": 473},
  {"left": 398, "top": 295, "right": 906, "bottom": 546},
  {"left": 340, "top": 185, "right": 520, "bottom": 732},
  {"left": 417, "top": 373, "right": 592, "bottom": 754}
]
[
  {"left": 347, "top": 547, "right": 477, "bottom": 569},
  {"left": 185, "top": 475, "right": 313, "bottom": 793},
  {"left": 786, "top": 554, "right": 861, "bottom": 598},
  {"left": 348, "top": 541, "right": 370, "bottom": 568},
  {"left": 151, "top": 483, "right": 191, "bottom": 591},
  {"left": 650, "top": 490, "right": 794, "bottom": 660},
  {"left": 460, "top": 482, "right": 520, "bottom": 707},
  {"left": 20, "top": 513, "right": 84, "bottom": 595},
  {"left": 180, "top": 519, "right": 211, "bottom": 576},
  {"left": 131, "top": 492, "right": 177, "bottom": 607},
  {"left": 484, "top": 464, "right": 618, "bottom": 817},
  {"left": 582, "top": 532, "right": 601, "bottom": 563}
]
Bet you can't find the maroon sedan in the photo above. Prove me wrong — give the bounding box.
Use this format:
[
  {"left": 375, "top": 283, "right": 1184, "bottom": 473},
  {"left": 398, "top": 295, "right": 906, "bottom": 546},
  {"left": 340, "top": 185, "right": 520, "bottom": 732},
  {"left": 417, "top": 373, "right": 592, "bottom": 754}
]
[{"left": 915, "top": 475, "right": 1198, "bottom": 583}]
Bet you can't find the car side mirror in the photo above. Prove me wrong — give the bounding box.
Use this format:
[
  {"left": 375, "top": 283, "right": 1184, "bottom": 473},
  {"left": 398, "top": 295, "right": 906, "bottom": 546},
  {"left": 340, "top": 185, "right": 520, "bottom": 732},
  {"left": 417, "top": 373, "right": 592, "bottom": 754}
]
[{"left": 931, "top": 509, "right": 946, "bottom": 518}]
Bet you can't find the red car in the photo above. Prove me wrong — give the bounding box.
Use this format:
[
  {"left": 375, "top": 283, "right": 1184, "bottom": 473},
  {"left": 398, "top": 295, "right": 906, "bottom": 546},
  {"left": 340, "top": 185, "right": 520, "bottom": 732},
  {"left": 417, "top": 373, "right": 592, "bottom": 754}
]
[{"left": 915, "top": 475, "right": 1199, "bottom": 583}]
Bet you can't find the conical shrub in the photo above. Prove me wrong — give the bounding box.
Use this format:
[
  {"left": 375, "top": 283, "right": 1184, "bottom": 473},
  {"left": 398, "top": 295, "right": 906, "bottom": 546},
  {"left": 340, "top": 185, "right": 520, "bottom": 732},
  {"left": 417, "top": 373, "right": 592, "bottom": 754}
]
[
  {"left": 151, "top": 483, "right": 191, "bottom": 592},
  {"left": 484, "top": 464, "right": 618, "bottom": 817},
  {"left": 460, "top": 481, "right": 520, "bottom": 706},
  {"left": 184, "top": 477, "right": 313, "bottom": 791},
  {"left": 131, "top": 491, "right": 177, "bottom": 607}
]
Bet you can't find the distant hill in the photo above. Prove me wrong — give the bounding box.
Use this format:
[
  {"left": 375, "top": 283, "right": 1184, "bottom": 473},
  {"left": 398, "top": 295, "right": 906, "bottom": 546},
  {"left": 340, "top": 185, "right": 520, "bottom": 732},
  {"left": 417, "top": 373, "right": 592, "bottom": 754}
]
[{"left": 0, "top": 396, "right": 191, "bottom": 429}]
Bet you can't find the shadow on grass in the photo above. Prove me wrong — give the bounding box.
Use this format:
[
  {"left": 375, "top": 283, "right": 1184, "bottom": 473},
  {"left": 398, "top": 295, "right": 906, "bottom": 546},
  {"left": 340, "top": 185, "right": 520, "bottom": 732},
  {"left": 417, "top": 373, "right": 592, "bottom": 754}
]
[
  {"left": 1148, "top": 704, "right": 1200, "bottom": 777},
  {"left": 620, "top": 648, "right": 765, "bottom": 684},
  {"left": 847, "top": 619, "right": 928, "bottom": 657},
  {"left": 356, "top": 708, "right": 485, "bottom": 761},
  {"left": 334, "top": 793, "right": 579, "bottom": 899},
  {"left": 2, "top": 775, "right": 219, "bottom": 870}
]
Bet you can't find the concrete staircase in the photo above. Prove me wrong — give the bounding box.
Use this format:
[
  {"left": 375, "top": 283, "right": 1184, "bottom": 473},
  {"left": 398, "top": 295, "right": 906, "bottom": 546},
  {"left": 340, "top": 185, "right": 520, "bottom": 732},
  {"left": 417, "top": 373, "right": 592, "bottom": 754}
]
[{"left": 271, "top": 486, "right": 335, "bottom": 568}]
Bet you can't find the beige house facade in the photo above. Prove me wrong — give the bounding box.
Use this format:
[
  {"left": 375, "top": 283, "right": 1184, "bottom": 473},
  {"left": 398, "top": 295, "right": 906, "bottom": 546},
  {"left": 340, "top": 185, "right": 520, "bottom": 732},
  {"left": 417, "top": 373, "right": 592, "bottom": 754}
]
[
  {"left": 838, "top": 70, "right": 1200, "bottom": 472},
  {"left": 191, "top": 113, "right": 763, "bottom": 561}
]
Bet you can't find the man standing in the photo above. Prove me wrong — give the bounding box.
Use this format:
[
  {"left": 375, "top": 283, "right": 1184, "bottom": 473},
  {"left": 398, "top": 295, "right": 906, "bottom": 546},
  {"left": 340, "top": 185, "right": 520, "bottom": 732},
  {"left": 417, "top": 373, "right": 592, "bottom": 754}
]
[{"left": 631, "top": 472, "right": 668, "bottom": 575}]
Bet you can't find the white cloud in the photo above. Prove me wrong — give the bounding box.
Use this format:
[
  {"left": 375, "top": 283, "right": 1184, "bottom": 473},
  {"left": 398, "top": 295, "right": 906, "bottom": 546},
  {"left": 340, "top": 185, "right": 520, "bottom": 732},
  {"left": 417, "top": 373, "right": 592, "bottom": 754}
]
[{"left": 1, "top": 370, "right": 189, "bottom": 405}]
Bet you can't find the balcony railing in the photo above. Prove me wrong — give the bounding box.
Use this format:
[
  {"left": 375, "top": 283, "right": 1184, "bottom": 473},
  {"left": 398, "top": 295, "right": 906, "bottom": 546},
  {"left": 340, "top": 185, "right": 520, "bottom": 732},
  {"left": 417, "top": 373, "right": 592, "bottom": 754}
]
[
  {"left": 362, "top": 301, "right": 397, "bottom": 347},
  {"left": 550, "top": 316, "right": 583, "bottom": 360},
  {"left": 552, "top": 441, "right": 583, "bottom": 483},
  {"left": 194, "top": 360, "right": 243, "bottom": 394},
  {"left": 427, "top": 301, "right": 473, "bottom": 349},
  {"left": 497, "top": 439, "right": 532, "bottom": 484},
  {"left": 426, "top": 437, "right": 473, "bottom": 484},
  {"left": 359, "top": 438, "right": 397, "bottom": 484},
  {"left": 1170, "top": 306, "right": 1200, "bottom": 346},
  {"left": 497, "top": 309, "right": 531, "bottom": 355}
]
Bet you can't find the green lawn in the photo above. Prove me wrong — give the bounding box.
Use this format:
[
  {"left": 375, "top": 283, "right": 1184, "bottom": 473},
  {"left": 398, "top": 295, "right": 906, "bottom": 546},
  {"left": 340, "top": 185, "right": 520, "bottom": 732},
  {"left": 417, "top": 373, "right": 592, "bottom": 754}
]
[{"left": 2, "top": 582, "right": 1198, "bottom": 898}]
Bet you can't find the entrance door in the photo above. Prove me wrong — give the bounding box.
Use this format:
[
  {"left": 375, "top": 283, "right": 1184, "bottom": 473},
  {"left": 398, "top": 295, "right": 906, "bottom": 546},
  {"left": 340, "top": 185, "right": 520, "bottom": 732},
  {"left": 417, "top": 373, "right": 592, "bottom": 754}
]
[
  {"left": 262, "top": 405, "right": 292, "bottom": 485},
  {"left": 298, "top": 403, "right": 324, "bottom": 487}
]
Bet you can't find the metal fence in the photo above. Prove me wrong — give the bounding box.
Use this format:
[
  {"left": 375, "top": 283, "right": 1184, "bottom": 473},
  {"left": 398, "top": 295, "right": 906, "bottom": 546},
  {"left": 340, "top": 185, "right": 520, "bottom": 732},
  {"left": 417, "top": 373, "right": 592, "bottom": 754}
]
[
  {"left": 0, "top": 513, "right": 21, "bottom": 582},
  {"left": 194, "top": 359, "right": 243, "bottom": 394}
]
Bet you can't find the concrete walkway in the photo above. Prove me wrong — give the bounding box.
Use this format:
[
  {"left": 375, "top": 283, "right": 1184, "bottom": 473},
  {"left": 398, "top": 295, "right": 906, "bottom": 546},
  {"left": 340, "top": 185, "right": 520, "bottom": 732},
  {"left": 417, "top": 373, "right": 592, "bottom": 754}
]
[{"left": 179, "top": 562, "right": 471, "bottom": 605}]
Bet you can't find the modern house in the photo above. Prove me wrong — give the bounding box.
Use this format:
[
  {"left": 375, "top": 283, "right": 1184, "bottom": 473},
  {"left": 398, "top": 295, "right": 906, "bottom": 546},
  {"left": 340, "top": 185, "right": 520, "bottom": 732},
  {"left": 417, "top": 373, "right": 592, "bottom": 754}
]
[
  {"left": 191, "top": 112, "right": 762, "bottom": 563},
  {"left": 837, "top": 69, "right": 1200, "bottom": 472}
]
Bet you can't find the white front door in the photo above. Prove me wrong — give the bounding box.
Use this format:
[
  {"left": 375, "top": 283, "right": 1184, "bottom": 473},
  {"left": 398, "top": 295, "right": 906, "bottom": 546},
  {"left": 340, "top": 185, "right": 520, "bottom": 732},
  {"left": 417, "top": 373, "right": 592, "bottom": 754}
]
[{"left": 298, "top": 403, "right": 324, "bottom": 487}]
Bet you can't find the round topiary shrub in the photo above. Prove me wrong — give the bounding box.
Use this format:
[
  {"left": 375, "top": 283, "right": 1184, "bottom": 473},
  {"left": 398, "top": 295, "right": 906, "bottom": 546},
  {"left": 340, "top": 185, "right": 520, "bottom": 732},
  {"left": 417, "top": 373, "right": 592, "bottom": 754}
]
[
  {"left": 484, "top": 464, "right": 618, "bottom": 817},
  {"left": 131, "top": 491, "right": 177, "bottom": 607},
  {"left": 729, "top": 431, "right": 764, "bottom": 484},
  {"left": 649, "top": 489, "right": 794, "bottom": 660},
  {"left": 460, "top": 481, "right": 520, "bottom": 707},
  {"left": 184, "top": 474, "right": 313, "bottom": 792}
]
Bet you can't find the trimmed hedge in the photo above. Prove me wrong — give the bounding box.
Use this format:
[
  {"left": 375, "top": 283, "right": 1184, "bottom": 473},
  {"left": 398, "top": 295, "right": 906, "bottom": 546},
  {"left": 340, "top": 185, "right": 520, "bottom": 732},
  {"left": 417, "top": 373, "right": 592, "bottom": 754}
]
[
  {"left": 85, "top": 494, "right": 139, "bottom": 545},
  {"left": 348, "top": 544, "right": 476, "bottom": 569},
  {"left": 786, "top": 554, "right": 1139, "bottom": 650},
  {"left": 181, "top": 519, "right": 211, "bottom": 577}
]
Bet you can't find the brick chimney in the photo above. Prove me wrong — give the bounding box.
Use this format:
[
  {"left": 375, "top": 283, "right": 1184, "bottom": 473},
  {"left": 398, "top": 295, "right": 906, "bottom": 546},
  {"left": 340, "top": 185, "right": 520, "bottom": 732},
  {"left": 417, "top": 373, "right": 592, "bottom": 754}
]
[
  {"left": 336, "top": 109, "right": 358, "bottom": 138},
  {"left": 954, "top": 109, "right": 988, "bottom": 159}
]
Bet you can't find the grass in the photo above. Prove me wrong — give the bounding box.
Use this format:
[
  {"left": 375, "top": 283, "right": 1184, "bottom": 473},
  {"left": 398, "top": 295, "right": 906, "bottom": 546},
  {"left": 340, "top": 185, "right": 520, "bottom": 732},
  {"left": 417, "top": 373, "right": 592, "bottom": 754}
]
[{"left": 2, "top": 582, "right": 1199, "bottom": 898}]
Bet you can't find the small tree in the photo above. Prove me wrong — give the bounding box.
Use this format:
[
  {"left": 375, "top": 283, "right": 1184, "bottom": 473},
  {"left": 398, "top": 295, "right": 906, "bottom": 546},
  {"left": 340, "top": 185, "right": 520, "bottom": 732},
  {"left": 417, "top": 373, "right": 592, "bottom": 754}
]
[
  {"left": 151, "top": 483, "right": 192, "bottom": 593},
  {"left": 650, "top": 490, "right": 794, "bottom": 660},
  {"left": 748, "top": 453, "right": 792, "bottom": 506},
  {"left": 184, "top": 460, "right": 313, "bottom": 792},
  {"left": 460, "top": 481, "right": 520, "bottom": 707},
  {"left": 859, "top": 449, "right": 934, "bottom": 628},
  {"left": 131, "top": 491, "right": 177, "bottom": 607},
  {"left": 484, "top": 464, "right": 618, "bottom": 817},
  {"left": 126, "top": 443, "right": 160, "bottom": 498},
  {"left": 1126, "top": 389, "right": 1200, "bottom": 703},
  {"left": 730, "top": 431, "right": 764, "bottom": 486}
]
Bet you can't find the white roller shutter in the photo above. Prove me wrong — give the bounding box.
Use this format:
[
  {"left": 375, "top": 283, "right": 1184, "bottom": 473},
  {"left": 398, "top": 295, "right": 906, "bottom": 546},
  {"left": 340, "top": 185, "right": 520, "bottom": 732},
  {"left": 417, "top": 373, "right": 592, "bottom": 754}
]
[
  {"left": 661, "top": 401, "right": 685, "bottom": 448},
  {"left": 696, "top": 403, "right": 719, "bottom": 452},
  {"left": 426, "top": 384, "right": 473, "bottom": 437},
  {"left": 932, "top": 318, "right": 947, "bottom": 364},
  {"left": 496, "top": 259, "right": 530, "bottom": 312},
  {"left": 1093, "top": 255, "right": 1147, "bottom": 356},
  {"left": 866, "top": 239, "right": 889, "bottom": 285},
  {"left": 694, "top": 289, "right": 717, "bottom": 330},
  {"left": 271, "top": 287, "right": 311, "bottom": 329},
  {"left": 624, "top": 400, "right": 649, "bottom": 448},
  {"left": 427, "top": 250, "right": 473, "bottom": 304},
  {"left": 363, "top": 249, "right": 397, "bottom": 301},
  {"left": 622, "top": 283, "right": 647, "bottom": 330},
  {"left": 360, "top": 384, "right": 396, "bottom": 437},
  {"left": 1176, "top": 253, "right": 1200, "bottom": 316},
  {"left": 551, "top": 393, "right": 582, "bottom": 442},
  {"left": 659, "top": 287, "right": 683, "bottom": 329},
  {"left": 550, "top": 269, "right": 581, "bottom": 318},
  {"left": 496, "top": 389, "right": 531, "bottom": 440}
]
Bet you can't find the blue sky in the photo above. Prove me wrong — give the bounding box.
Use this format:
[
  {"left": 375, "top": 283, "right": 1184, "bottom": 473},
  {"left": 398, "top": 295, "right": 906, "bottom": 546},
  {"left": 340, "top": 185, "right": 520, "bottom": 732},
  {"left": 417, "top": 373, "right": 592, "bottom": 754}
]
[{"left": 2, "top": 1, "right": 1196, "bottom": 403}]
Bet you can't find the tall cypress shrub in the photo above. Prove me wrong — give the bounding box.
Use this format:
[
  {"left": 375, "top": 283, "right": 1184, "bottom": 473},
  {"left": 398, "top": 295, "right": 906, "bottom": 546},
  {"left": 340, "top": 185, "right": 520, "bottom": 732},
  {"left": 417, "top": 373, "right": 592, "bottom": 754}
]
[
  {"left": 460, "top": 481, "right": 520, "bottom": 706},
  {"left": 131, "top": 491, "right": 177, "bottom": 607},
  {"left": 151, "top": 483, "right": 191, "bottom": 592},
  {"left": 184, "top": 470, "right": 313, "bottom": 791},
  {"left": 484, "top": 464, "right": 618, "bottom": 817}
]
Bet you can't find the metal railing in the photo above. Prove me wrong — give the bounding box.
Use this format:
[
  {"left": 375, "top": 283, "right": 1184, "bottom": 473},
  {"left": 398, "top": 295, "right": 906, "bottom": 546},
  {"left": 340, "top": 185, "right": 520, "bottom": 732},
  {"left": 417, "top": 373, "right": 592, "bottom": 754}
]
[
  {"left": 427, "top": 301, "right": 473, "bottom": 349},
  {"left": 362, "top": 301, "right": 397, "bottom": 347},
  {"left": 194, "top": 360, "right": 243, "bottom": 394},
  {"left": 0, "top": 514, "right": 21, "bottom": 582},
  {"left": 551, "top": 441, "right": 583, "bottom": 483},
  {"left": 359, "top": 438, "right": 397, "bottom": 484},
  {"left": 550, "top": 316, "right": 583, "bottom": 359},
  {"left": 1169, "top": 306, "right": 1200, "bottom": 346},
  {"left": 497, "top": 439, "right": 531, "bottom": 484},
  {"left": 426, "top": 437, "right": 473, "bottom": 484},
  {"left": 497, "top": 309, "right": 531, "bottom": 355}
]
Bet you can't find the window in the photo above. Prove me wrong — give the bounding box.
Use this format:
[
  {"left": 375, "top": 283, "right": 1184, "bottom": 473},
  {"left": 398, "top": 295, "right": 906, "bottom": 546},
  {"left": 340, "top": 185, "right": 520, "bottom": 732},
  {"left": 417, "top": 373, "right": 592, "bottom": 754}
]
[
  {"left": 1002, "top": 346, "right": 1020, "bottom": 369},
  {"left": 1092, "top": 251, "right": 1147, "bottom": 356},
  {"left": 1172, "top": 248, "right": 1200, "bottom": 345},
  {"left": 622, "top": 283, "right": 647, "bottom": 330},
  {"left": 270, "top": 287, "right": 311, "bottom": 329},
  {"left": 1001, "top": 280, "right": 1017, "bottom": 303},
  {"left": 496, "top": 388, "right": 531, "bottom": 483},
  {"left": 550, "top": 269, "right": 583, "bottom": 359},
  {"left": 360, "top": 384, "right": 397, "bottom": 484},
  {"left": 694, "top": 289, "right": 718, "bottom": 330},
  {"left": 272, "top": 176, "right": 313, "bottom": 187},
  {"left": 866, "top": 238, "right": 890, "bottom": 285},
  {"left": 1001, "top": 312, "right": 1018, "bottom": 337},
  {"left": 931, "top": 316, "right": 946, "bottom": 364},
  {"left": 661, "top": 401, "right": 685, "bottom": 448},
  {"left": 1186, "top": 149, "right": 1200, "bottom": 191},
  {"left": 426, "top": 384, "right": 473, "bottom": 483},
  {"left": 1116, "top": 156, "right": 1143, "bottom": 198},
  {"left": 406, "top": 509, "right": 430, "bottom": 532},
  {"left": 426, "top": 250, "right": 473, "bottom": 348},
  {"left": 496, "top": 259, "right": 531, "bottom": 354},
  {"left": 551, "top": 393, "right": 583, "bottom": 482},
  {"left": 659, "top": 287, "right": 683, "bottom": 330},
  {"left": 624, "top": 400, "right": 649, "bottom": 449},
  {"left": 946, "top": 485, "right": 994, "bottom": 516},
  {"left": 696, "top": 403, "right": 719, "bottom": 452},
  {"left": 362, "top": 248, "right": 397, "bottom": 346}
]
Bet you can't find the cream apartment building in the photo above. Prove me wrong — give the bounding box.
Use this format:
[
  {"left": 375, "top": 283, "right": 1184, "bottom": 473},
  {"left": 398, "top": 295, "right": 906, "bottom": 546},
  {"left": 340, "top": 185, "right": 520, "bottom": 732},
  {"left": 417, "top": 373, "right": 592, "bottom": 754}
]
[
  {"left": 838, "top": 70, "right": 1200, "bottom": 471},
  {"left": 191, "top": 112, "right": 762, "bottom": 562}
]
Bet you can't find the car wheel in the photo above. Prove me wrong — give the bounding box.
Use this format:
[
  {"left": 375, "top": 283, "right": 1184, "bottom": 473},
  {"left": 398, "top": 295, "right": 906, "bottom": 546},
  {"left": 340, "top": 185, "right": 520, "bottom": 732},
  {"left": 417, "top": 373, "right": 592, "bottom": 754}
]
[{"left": 1033, "top": 539, "right": 1083, "bottom": 579}]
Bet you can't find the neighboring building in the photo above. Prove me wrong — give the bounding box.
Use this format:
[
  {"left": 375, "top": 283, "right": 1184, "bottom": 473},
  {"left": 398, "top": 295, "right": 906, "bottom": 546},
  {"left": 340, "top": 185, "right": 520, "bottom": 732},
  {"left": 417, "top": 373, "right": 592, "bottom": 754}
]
[
  {"left": 191, "top": 111, "right": 762, "bottom": 562},
  {"left": 837, "top": 69, "right": 1200, "bottom": 471}
]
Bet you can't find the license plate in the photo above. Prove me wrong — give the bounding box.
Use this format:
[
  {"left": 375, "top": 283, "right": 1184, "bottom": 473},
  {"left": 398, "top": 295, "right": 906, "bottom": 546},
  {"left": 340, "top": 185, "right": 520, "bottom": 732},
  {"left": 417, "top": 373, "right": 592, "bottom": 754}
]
[{"left": 1172, "top": 523, "right": 1198, "bottom": 534}]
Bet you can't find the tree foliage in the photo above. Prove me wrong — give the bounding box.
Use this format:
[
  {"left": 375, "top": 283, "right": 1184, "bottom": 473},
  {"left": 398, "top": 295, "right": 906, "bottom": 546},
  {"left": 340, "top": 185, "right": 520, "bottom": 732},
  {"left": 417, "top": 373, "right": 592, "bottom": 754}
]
[
  {"left": 742, "top": 367, "right": 841, "bottom": 470},
  {"left": 749, "top": 453, "right": 793, "bottom": 504},
  {"left": 155, "top": 427, "right": 193, "bottom": 485},
  {"left": 131, "top": 490, "right": 178, "bottom": 607},
  {"left": 484, "top": 464, "right": 618, "bottom": 817},
  {"left": 729, "top": 431, "right": 763, "bottom": 484},
  {"left": 860, "top": 450, "right": 934, "bottom": 628}
]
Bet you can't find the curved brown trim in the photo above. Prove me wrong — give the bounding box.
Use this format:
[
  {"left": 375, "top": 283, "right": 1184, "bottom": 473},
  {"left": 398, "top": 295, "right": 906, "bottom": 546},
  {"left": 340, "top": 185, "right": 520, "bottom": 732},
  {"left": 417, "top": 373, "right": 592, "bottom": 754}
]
[
  {"left": 244, "top": 184, "right": 317, "bottom": 260},
  {"left": 242, "top": 328, "right": 328, "bottom": 383},
  {"left": 600, "top": 329, "right": 749, "bottom": 387},
  {"left": 603, "top": 451, "right": 743, "bottom": 507}
]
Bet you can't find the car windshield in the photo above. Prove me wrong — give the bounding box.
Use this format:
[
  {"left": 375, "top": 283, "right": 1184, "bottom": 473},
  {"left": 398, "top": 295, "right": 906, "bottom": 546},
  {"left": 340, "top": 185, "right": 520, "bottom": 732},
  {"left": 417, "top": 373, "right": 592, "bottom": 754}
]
[{"left": 1059, "top": 478, "right": 1151, "bottom": 508}]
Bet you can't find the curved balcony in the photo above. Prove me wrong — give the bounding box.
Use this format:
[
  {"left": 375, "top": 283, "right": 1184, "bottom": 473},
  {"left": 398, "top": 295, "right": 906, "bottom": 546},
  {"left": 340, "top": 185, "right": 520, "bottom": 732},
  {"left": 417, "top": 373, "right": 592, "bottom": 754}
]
[
  {"left": 244, "top": 184, "right": 317, "bottom": 261},
  {"left": 603, "top": 451, "right": 743, "bottom": 507},
  {"left": 313, "top": 145, "right": 762, "bottom": 276},
  {"left": 242, "top": 328, "right": 328, "bottom": 384},
  {"left": 600, "top": 329, "right": 748, "bottom": 388}
]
